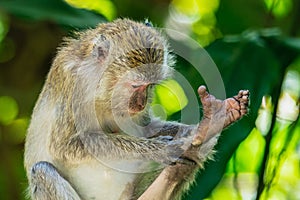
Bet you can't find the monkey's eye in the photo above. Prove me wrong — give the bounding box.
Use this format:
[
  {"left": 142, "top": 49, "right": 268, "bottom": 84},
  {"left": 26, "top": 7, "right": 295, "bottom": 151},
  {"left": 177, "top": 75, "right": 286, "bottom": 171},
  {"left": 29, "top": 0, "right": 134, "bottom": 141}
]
[
  {"left": 131, "top": 83, "right": 155, "bottom": 89},
  {"left": 131, "top": 84, "right": 142, "bottom": 89},
  {"left": 148, "top": 83, "right": 156, "bottom": 89}
]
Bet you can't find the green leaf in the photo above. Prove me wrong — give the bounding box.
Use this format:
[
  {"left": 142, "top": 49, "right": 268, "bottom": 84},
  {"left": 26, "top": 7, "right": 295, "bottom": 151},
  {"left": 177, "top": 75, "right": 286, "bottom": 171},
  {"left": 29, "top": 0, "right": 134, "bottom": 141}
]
[
  {"left": 65, "top": 0, "right": 116, "bottom": 21},
  {"left": 264, "top": 0, "right": 293, "bottom": 18},
  {"left": 153, "top": 79, "right": 188, "bottom": 117},
  {"left": 235, "top": 129, "right": 266, "bottom": 173},
  {"left": 0, "top": 0, "right": 106, "bottom": 29}
]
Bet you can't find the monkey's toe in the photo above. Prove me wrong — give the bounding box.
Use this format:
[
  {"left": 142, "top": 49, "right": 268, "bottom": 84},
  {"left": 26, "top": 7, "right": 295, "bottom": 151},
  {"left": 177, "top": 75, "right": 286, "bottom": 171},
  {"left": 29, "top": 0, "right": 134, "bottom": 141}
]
[{"left": 224, "top": 90, "right": 250, "bottom": 127}]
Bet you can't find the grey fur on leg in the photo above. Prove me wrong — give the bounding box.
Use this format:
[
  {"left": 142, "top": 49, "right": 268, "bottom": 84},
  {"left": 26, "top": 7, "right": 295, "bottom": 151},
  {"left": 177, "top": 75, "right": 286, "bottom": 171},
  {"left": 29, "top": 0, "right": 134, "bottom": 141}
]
[{"left": 29, "top": 161, "right": 81, "bottom": 200}]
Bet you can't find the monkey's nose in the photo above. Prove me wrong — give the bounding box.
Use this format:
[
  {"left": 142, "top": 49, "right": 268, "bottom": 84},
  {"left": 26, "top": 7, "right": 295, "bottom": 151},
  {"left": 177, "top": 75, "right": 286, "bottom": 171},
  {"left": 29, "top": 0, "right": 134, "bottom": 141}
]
[
  {"left": 129, "top": 86, "right": 148, "bottom": 114},
  {"left": 136, "top": 95, "right": 146, "bottom": 110}
]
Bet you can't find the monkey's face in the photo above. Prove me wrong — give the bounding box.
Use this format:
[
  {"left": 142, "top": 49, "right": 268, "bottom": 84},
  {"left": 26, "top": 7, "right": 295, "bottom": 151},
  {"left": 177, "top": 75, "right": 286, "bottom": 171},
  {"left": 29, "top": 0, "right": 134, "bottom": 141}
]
[
  {"left": 92, "top": 19, "right": 174, "bottom": 120},
  {"left": 95, "top": 67, "right": 157, "bottom": 134},
  {"left": 109, "top": 70, "right": 155, "bottom": 117}
]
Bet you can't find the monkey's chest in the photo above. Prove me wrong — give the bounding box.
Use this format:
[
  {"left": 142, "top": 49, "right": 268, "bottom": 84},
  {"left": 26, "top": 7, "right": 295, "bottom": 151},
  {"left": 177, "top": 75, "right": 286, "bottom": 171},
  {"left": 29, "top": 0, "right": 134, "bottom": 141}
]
[{"left": 67, "top": 160, "right": 142, "bottom": 200}]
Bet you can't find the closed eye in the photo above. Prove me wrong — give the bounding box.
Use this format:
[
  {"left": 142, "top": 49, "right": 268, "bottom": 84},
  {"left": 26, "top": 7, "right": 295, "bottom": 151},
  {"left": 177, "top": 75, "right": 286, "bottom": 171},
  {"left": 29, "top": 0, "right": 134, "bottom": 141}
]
[
  {"left": 131, "top": 84, "right": 142, "bottom": 89},
  {"left": 131, "top": 83, "right": 156, "bottom": 89},
  {"left": 148, "top": 83, "right": 156, "bottom": 89}
]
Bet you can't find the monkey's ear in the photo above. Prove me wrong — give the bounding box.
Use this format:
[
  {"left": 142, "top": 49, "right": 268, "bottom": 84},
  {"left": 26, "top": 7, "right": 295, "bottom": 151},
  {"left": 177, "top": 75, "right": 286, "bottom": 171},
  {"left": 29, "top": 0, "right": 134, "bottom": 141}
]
[
  {"left": 93, "top": 35, "right": 110, "bottom": 63},
  {"left": 144, "top": 19, "right": 153, "bottom": 27}
]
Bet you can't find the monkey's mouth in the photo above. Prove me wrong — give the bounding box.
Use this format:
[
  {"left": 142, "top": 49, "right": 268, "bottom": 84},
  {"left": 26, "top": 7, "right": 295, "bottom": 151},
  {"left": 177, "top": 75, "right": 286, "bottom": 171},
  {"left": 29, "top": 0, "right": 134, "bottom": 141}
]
[{"left": 128, "top": 85, "right": 148, "bottom": 114}]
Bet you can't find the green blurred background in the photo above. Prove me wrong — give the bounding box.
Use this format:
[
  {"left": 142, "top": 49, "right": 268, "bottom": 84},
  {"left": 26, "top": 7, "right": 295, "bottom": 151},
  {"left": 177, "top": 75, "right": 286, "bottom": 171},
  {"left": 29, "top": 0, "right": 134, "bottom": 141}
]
[{"left": 0, "top": 0, "right": 299, "bottom": 199}]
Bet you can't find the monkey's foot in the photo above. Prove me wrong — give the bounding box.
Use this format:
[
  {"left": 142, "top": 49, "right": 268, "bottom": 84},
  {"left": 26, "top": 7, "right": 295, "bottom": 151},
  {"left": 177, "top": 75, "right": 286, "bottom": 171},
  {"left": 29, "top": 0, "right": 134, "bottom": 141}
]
[
  {"left": 223, "top": 89, "right": 249, "bottom": 127},
  {"left": 192, "top": 86, "right": 249, "bottom": 146}
]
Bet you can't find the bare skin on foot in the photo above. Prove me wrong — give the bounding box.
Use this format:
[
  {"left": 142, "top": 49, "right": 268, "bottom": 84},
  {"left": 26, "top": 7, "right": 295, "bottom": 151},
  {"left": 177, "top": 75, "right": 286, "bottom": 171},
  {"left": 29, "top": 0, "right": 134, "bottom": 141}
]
[{"left": 192, "top": 86, "right": 250, "bottom": 146}]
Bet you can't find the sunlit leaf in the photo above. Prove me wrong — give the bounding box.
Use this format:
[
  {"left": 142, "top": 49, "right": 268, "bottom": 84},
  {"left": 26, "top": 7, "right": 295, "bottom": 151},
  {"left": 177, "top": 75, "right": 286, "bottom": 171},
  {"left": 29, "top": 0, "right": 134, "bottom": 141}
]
[
  {"left": 256, "top": 96, "right": 273, "bottom": 135},
  {"left": 169, "top": 0, "right": 220, "bottom": 46},
  {"left": 209, "top": 176, "right": 239, "bottom": 200},
  {"left": 172, "top": 0, "right": 219, "bottom": 17},
  {"left": 0, "top": 0, "right": 106, "bottom": 29},
  {"left": 235, "top": 129, "right": 266, "bottom": 173},
  {"left": 264, "top": 0, "right": 293, "bottom": 18},
  {"left": 208, "top": 173, "right": 258, "bottom": 200},
  {"left": 0, "top": 13, "right": 9, "bottom": 42},
  {"left": 171, "top": 0, "right": 200, "bottom": 19},
  {"left": 65, "top": 0, "right": 116, "bottom": 20},
  {"left": 282, "top": 70, "right": 300, "bottom": 97},
  {"left": 153, "top": 79, "right": 188, "bottom": 117},
  {"left": 0, "top": 96, "right": 18, "bottom": 125},
  {"left": 278, "top": 92, "right": 299, "bottom": 121},
  {"left": 197, "top": 0, "right": 219, "bottom": 14}
]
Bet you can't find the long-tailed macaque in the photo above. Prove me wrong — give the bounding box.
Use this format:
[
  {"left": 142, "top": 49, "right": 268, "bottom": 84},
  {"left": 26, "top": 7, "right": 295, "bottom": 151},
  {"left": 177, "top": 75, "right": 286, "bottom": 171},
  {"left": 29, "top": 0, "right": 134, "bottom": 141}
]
[{"left": 24, "top": 19, "right": 249, "bottom": 200}]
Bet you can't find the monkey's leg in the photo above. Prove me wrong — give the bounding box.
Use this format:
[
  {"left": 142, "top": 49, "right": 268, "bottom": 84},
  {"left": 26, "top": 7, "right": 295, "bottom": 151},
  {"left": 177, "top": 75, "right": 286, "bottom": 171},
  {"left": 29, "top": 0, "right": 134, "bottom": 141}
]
[
  {"left": 147, "top": 86, "right": 249, "bottom": 146},
  {"left": 192, "top": 86, "right": 249, "bottom": 146},
  {"left": 138, "top": 86, "right": 250, "bottom": 200},
  {"left": 29, "top": 161, "right": 81, "bottom": 200}
]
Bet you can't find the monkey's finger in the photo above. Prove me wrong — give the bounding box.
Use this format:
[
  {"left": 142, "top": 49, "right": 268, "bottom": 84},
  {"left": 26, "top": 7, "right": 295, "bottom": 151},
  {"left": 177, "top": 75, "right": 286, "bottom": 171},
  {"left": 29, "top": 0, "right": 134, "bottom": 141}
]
[{"left": 197, "top": 85, "right": 208, "bottom": 97}]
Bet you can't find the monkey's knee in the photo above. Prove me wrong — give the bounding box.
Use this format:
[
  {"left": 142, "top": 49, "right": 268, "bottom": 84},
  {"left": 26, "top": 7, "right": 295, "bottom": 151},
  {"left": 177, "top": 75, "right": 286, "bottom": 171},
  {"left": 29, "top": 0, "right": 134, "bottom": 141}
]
[
  {"left": 31, "top": 161, "right": 55, "bottom": 175},
  {"left": 30, "top": 161, "right": 58, "bottom": 185},
  {"left": 30, "top": 161, "right": 60, "bottom": 198},
  {"left": 29, "top": 161, "right": 80, "bottom": 200}
]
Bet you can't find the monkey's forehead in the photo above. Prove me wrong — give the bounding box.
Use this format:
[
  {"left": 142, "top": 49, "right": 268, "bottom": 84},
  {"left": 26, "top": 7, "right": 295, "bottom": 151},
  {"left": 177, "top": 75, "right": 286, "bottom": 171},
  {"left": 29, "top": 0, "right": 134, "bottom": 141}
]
[
  {"left": 93, "top": 19, "right": 169, "bottom": 69},
  {"left": 96, "top": 19, "right": 161, "bottom": 38},
  {"left": 60, "top": 19, "right": 173, "bottom": 75},
  {"left": 94, "top": 19, "right": 167, "bottom": 51}
]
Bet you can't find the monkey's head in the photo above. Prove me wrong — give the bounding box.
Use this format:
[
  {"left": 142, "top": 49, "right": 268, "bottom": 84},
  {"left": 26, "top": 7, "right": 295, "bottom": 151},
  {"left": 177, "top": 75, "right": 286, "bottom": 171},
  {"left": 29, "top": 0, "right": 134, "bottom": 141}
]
[
  {"left": 54, "top": 19, "right": 174, "bottom": 131},
  {"left": 85, "top": 19, "right": 174, "bottom": 118}
]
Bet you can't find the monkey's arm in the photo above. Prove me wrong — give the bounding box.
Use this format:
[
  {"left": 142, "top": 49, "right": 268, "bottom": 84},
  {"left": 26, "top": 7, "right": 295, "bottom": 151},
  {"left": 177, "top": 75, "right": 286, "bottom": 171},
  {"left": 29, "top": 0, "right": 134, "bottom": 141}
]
[
  {"left": 78, "top": 131, "right": 186, "bottom": 164},
  {"left": 138, "top": 86, "right": 250, "bottom": 200},
  {"left": 29, "top": 161, "right": 81, "bottom": 200}
]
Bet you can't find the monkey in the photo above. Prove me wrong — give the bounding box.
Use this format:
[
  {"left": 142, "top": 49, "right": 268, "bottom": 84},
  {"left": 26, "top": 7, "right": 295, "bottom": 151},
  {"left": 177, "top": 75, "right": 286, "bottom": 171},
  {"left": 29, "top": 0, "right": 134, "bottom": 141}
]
[{"left": 24, "top": 19, "right": 249, "bottom": 200}]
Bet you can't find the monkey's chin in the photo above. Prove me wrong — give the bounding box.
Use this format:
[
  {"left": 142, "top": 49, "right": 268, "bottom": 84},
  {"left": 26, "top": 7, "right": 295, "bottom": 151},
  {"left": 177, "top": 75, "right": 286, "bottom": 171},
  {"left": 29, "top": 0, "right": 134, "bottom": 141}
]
[
  {"left": 128, "top": 107, "right": 146, "bottom": 117},
  {"left": 128, "top": 110, "right": 143, "bottom": 116}
]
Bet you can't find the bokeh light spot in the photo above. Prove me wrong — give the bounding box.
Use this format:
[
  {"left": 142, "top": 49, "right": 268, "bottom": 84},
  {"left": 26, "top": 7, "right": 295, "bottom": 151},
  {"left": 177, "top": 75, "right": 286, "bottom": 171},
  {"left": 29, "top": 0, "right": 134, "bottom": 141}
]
[{"left": 0, "top": 96, "right": 19, "bottom": 125}]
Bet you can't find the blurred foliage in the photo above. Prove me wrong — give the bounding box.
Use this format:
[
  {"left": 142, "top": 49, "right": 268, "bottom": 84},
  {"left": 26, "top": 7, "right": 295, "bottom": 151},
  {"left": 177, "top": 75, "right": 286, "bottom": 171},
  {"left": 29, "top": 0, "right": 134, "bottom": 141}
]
[
  {"left": 0, "top": 0, "right": 106, "bottom": 29},
  {"left": 64, "top": 0, "right": 116, "bottom": 20},
  {"left": 0, "top": 0, "right": 299, "bottom": 200},
  {"left": 0, "top": 96, "right": 18, "bottom": 125},
  {"left": 182, "top": 29, "right": 300, "bottom": 200},
  {"left": 153, "top": 79, "right": 188, "bottom": 117},
  {"left": 264, "top": 0, "right": 293, "bottom": 18},
  {"left": 166, "top": 0, "right": 220, "bottom": 46}
]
